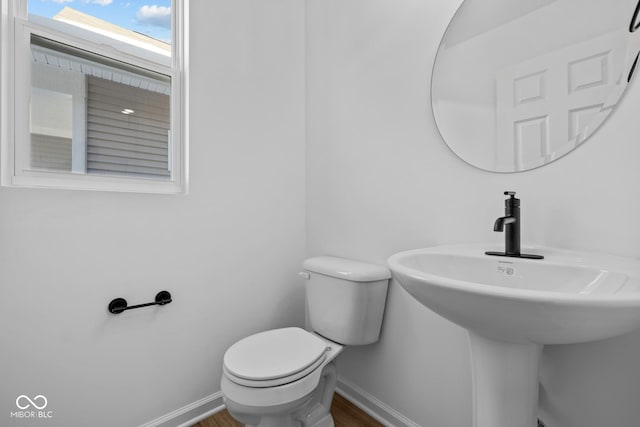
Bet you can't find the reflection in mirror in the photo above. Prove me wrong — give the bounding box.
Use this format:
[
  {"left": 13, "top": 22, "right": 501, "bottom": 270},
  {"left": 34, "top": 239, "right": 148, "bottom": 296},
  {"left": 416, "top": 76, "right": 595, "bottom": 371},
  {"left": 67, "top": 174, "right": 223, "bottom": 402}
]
[
  {"left": 631, "top": 0, "right": 640, "bottom": 32},
  {"left": 432, "top": 0, "right": 640, "bottom": 172}
]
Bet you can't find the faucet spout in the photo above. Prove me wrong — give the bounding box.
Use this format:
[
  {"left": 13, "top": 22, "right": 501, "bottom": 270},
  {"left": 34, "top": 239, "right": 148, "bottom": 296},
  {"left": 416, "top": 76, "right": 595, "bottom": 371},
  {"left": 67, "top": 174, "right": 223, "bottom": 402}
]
[{"left": 493, "top": 216, "right": 516, "bottom": 232}]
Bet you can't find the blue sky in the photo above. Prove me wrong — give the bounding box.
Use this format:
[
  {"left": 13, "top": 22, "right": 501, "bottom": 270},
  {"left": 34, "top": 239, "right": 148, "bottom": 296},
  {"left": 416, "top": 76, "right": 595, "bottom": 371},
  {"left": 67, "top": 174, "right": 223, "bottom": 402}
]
[{"left": 29, "top": 0, "right": 171, "bottom": 43}]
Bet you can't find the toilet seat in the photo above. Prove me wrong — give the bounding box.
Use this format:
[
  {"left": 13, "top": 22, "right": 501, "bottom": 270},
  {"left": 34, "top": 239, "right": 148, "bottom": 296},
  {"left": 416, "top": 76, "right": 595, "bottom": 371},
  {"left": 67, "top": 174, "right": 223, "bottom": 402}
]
[
  {"left": 223, "top": 327, "right": 329, "bottom": 388},
  {"left": 221, "top": 334, "right": 344, "bottom": 408}
]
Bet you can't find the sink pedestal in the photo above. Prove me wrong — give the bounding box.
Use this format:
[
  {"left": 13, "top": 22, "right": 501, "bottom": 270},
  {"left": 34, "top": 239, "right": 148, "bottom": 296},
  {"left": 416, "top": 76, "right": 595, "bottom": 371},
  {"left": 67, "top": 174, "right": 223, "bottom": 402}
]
[{"left": 469, "top": 332, "right": 542, "bottom": 427}]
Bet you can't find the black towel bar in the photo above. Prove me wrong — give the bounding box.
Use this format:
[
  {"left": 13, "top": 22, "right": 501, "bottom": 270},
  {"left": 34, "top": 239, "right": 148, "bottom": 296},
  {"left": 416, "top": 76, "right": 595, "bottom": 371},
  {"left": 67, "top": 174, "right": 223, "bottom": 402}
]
[{"left": 108, "top": 291, "right": 172, "bottom": 314}]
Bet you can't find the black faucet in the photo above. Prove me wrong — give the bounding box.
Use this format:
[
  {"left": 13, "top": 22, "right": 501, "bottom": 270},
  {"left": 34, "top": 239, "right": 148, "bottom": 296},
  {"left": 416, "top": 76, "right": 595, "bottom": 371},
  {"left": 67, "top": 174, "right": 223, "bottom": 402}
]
[{"left": 485, "top": 191, "right": 543, "bottom": 260}]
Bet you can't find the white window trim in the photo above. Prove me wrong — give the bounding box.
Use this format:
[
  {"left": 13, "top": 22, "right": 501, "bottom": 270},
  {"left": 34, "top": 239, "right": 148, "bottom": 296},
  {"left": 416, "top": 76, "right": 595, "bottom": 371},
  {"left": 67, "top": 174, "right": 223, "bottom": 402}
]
[{"left": 0, "top": 0, "right": 189, "bottom": 194}]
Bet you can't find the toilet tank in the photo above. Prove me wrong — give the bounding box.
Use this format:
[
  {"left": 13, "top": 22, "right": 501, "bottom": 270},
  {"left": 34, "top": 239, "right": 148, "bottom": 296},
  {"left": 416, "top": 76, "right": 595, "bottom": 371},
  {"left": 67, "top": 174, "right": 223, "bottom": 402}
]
[{"left": 302, "top": 256, "right": 391, "bottom": 345}]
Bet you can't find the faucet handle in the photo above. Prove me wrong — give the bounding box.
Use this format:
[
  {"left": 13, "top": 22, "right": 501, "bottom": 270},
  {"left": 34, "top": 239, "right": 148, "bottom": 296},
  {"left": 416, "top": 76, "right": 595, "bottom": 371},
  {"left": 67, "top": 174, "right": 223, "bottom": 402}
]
[{"left": 503, "top": 191, "right": 520, "bottom": 207}]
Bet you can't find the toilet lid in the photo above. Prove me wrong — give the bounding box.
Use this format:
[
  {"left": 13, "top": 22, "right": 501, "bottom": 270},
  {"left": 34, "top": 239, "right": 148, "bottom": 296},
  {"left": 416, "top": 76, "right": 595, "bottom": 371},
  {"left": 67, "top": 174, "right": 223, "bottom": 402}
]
[{"left": 223, "top": 327, "right": 328, "bottom": 383}]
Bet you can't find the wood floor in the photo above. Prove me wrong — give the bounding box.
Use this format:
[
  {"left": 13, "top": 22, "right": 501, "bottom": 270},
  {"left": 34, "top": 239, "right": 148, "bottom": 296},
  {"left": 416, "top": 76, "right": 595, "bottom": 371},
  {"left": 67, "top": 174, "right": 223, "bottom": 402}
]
[{"left": 192, "top": 393, "right": 384, "bottom": 427}]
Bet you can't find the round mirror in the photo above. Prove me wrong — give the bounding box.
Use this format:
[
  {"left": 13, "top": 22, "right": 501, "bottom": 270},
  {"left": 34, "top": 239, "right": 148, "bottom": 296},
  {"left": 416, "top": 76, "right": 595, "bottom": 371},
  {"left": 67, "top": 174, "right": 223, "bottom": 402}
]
[{"left": 432, "top": 0, "right": 640, "bottom": 172}]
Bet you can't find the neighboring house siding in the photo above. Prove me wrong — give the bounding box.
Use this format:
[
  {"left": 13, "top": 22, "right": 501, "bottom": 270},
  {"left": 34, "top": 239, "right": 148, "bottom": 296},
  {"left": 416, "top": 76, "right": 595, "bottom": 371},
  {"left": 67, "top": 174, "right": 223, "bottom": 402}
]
[
  {"left": 31, "top": 133, "right": 72, "bottom": 171},
  {"left": 86, "top": 76, "right": 170, "bottom": 178}
]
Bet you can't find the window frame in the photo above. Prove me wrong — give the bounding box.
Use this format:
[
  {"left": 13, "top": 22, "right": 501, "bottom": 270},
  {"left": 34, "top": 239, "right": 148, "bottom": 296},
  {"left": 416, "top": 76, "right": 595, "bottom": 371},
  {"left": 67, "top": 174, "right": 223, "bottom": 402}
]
[{"left": 0, "top": 0, "right": 188, "bottom": 194}]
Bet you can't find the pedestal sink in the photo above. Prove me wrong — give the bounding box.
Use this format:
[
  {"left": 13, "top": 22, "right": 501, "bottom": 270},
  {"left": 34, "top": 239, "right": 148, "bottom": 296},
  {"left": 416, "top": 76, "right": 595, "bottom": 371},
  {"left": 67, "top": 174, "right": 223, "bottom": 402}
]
[{"left": 388, "top": 244, "right": 640, "bottom": 427}]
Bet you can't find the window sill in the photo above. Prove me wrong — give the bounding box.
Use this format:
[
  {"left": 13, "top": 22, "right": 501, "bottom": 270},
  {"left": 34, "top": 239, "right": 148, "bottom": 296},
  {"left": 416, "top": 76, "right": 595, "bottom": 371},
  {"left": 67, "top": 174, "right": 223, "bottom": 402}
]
[{"left": 5, "top": 171, "right": 185, "bottom": 194}]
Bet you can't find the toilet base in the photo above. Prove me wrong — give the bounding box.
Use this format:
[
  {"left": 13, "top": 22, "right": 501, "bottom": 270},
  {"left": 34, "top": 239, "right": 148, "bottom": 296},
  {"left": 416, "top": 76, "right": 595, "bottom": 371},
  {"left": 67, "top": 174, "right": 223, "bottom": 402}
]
[
  {"left": 297, "top": 401, "right": 334, "bottom": 427},
  {"left": 224, "top": 394, "right": 313, "bottom": 427},
  {"left": 224, "top": 363, "right": 338, "bottom": 427},
  {"left": 224, "top": 395, "right": 336, "bottom": 427}
]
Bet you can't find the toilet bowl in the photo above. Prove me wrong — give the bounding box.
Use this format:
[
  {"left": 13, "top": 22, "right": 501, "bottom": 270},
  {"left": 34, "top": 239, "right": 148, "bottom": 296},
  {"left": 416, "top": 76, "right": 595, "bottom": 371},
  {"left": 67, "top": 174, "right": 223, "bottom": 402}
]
[
  {"left": 221, "top": 327, "right": 343, "bottom": 427},
  {"left": 220, "top": 256, "right": 390, "bottom": 427}
]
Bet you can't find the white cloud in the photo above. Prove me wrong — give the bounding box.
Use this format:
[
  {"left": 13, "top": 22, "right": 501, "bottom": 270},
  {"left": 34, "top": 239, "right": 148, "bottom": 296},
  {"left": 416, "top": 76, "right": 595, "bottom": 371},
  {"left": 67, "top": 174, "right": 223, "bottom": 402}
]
[
  {"left": 52, "top": 0, "right": 74, "bottom": 4},
  {"left": 135, "top": 5, "right": 171, "bottom": 29}
]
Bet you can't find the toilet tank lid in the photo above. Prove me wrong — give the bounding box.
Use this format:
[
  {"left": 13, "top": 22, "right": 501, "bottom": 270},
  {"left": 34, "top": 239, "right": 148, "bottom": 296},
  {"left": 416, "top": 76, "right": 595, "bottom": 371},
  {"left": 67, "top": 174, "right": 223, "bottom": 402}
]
[{"left": 303, "top": 256, "right": 391, "bottom": 282}]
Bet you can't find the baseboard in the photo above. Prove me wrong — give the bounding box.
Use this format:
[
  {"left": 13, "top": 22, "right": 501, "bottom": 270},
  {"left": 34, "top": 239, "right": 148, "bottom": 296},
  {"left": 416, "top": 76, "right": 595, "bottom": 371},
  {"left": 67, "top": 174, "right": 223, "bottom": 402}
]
[
  {"left": 336, "top": 379, "right": 420, "bottom": 427},
  {"left": 137, "top": 392, "right": 225, "bottom": 427}
]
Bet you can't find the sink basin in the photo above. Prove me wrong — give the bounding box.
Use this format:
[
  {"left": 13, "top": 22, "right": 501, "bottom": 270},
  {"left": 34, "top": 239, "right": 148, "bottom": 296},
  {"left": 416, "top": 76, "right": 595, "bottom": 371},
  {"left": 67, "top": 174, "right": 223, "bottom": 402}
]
[
  {"left": 388, "top": 244, "right": 640, "bottom": 344},
  {"left": 388, "top": 244, "right": 640, "bottom": 427}
]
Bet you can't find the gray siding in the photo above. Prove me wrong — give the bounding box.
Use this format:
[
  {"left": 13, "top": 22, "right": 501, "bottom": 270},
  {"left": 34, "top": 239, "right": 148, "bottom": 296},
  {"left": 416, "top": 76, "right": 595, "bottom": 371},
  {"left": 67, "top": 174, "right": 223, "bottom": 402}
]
[
  {"left": 87, "top": 76, "right": 170, "bottom": 178},
  {"left": 31, "top": 133, "right": 72, "bottom": 171}
]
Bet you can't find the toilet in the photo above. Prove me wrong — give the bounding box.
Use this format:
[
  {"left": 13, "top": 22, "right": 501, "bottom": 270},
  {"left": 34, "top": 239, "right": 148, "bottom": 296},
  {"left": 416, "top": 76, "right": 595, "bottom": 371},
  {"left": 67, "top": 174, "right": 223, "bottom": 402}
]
[{"left": 220, "top": 256, "right": 391, "bottom": 427}]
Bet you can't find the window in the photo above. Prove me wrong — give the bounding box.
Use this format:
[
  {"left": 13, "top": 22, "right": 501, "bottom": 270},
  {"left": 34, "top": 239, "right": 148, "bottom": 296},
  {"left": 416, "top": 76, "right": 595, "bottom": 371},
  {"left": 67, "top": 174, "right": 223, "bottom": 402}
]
[{"left": 1, "top": 0, "right": 187, "bottom": 193}]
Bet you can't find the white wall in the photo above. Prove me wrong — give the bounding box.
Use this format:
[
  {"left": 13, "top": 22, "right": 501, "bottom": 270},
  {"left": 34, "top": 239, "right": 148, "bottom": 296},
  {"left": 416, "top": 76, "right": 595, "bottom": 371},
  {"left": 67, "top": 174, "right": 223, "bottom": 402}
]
[
  {"left": 305, "top": 1, "right": 640, "bottom": 426},
  {"left": 0, "top": 1, "right": 306, "bottom": 426}
]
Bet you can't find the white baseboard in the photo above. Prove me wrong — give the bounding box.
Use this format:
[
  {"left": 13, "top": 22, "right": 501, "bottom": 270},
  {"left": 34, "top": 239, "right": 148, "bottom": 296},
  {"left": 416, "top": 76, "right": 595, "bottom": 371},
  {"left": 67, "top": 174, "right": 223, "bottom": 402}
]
[
  {"left": 137, "top": 392, "right": 225, "bottom": 427},
  {"left": 336, "top": 379, "right": 420, "bottom": 427}
]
